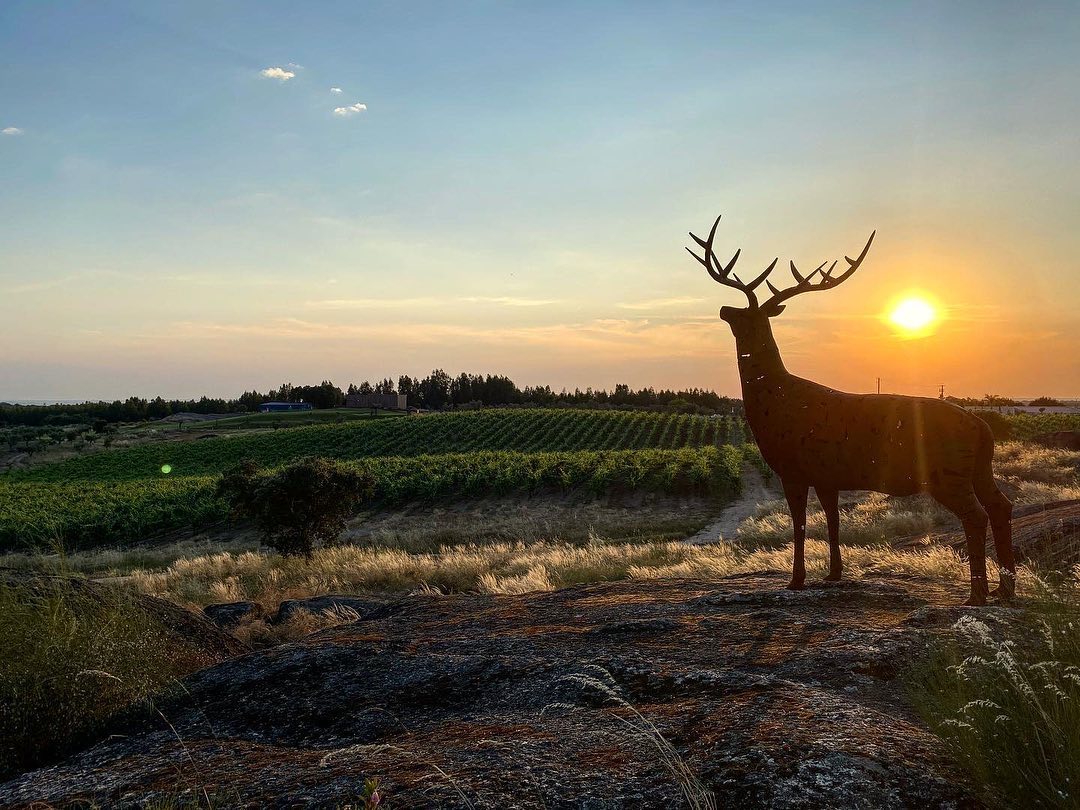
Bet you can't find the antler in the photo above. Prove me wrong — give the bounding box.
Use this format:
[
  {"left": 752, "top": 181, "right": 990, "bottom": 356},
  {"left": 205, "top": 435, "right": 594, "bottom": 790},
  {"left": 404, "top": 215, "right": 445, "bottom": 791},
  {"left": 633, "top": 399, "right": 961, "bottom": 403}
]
[
  {"left": 686, "top": 215, "right": 778, "bottom": 309},
  {"left": 760, "top": 231, "right": 876, "bottom": 312}
]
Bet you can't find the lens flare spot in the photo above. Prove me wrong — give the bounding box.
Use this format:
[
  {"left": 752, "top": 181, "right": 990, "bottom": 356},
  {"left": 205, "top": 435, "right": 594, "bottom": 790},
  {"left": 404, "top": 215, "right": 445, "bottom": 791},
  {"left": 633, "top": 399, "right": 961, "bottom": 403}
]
[{"left": 161, "top": 464, "right": 172, "bottom": 475}]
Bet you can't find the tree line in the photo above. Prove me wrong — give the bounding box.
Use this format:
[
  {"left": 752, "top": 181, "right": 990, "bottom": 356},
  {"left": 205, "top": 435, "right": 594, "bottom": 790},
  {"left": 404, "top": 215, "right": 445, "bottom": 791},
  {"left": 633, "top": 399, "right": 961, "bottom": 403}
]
[
  {"left": 945, "top": 394, "right": 1065, "bottom": 408},
  {"left": 0, "top": 371, "right": 742, "bottom": 427}
]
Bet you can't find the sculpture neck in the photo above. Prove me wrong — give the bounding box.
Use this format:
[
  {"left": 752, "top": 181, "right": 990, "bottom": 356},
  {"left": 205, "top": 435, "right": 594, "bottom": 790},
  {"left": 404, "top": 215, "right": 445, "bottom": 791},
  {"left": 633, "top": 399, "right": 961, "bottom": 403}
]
[{"left": 735, "top": 319, "right": 788, "bottom": 390}]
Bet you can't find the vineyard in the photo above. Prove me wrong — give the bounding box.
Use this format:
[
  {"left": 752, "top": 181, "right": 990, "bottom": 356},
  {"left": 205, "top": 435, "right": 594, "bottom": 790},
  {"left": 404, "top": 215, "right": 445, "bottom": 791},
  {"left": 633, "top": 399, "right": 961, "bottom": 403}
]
[
  {"left": 0, "top": 447, "right": 744, "bottom": 550},
  {"left": 3, "top": 407, "right": 1075, "bottom": 553},
  {"left": 14, "top": 409, "right": 750, "bottom": 483},
  {"left": 1001, "top": 412, "right": 1080, "bottom": 440},
  {"left": 2, "top": 410, "right": 753, "bottom": 550}
]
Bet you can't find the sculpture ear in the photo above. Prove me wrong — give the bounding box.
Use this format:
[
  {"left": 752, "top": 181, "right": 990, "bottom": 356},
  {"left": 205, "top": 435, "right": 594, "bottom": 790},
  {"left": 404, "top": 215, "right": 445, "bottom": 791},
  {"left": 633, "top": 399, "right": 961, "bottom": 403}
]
[{"left": 765, "top": 303, "right": 786, "bottom": 317}]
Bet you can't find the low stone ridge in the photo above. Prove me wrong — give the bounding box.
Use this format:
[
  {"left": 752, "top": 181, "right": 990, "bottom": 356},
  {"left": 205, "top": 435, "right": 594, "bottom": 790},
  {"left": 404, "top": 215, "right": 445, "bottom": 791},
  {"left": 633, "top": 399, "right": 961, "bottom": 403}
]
[
  {"left": 275, "top": 595, "right": 388, "bottom": 624},
  {"left": 895, "top": 498, "right": 1080, "bottom": 567},
  {"left": 0, "top": 574, "right": 986, "bottom": 808},
  {"left": 202, "top": 601, "right": 261, "bottom": 629}
]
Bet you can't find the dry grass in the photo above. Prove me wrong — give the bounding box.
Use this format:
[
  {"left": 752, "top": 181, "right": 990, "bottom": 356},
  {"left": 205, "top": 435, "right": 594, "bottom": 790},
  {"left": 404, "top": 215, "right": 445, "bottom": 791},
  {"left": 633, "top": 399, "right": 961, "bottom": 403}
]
[
  {"left": 129, "top": 537, "right": 970, "bottom": 608},
  {"left": 734, "top": 491, "right": 952, "bottom": 548},
  {"left": 232, "top": 604, "right": 363, "bottom": 647},
  {"left": 0, "top": 537, "right": 260, "bottom": 578},
  {"left": 994, "top": 441, "right": 1080, "bottom": 486}
]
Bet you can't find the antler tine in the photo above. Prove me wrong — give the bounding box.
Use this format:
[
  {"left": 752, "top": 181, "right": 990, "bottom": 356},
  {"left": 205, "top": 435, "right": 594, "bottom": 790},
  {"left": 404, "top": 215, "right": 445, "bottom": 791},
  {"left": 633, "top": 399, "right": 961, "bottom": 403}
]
[
  {"left": 687, "top": 215, "right": 774, "bottom": 308},
  {"left": 746, "top": 257, "right": 778, "bottom": 292},
  {"left": 762, "top": 231, "right": 876, "bottom": 311},
  {"left": 820, "top": 230, "right": 876, "bottom": 288}
]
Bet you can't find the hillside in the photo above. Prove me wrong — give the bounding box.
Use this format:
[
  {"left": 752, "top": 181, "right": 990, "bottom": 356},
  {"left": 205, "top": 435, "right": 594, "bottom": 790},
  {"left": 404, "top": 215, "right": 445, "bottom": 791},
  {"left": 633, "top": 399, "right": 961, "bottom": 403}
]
[{"left": 0, "top": 574, "right": 979, "bottom": 808}]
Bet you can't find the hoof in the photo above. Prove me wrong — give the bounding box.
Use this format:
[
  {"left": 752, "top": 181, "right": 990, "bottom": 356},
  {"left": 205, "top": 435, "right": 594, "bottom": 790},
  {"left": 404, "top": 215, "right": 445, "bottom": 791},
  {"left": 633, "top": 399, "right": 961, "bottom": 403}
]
[
  {"left": 990, "top": 585, "right": 1015, "bottom": 600},
  {"left": 963, "top": 594, "right": 988, "bottom": 607},
  {"left": 786, "top": 580, "right": 806, "bottom": 591},
  {"left": 823, "top": 572, "right": 843, "bottom": 582}
]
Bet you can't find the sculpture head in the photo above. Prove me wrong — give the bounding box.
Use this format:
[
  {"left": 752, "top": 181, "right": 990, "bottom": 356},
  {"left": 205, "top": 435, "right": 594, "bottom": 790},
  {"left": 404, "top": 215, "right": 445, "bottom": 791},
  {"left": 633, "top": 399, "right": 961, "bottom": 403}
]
[{"left": 687, "top": 215, "right": 875, "bottom": 344}]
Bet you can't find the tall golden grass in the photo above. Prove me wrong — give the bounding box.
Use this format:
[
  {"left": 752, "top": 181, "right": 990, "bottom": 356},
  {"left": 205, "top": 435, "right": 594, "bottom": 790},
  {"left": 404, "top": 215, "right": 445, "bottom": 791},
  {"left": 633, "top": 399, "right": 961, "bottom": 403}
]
[{"left": 129, "top": 538, "right": 970, "bottom": 608}]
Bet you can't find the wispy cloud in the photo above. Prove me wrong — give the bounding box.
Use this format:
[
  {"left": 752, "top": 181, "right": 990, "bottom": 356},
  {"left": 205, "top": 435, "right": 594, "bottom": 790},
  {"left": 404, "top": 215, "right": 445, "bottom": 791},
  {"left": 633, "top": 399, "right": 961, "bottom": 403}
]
[
  {"left": 617, "top": 296, "right": 705, "bottom": 310},
  {"left": 458, "top": 296, "right": 560, "bottom": 307},
  {"left": 1, "top": 127, "right": 23, "bottom": 136},
  {"left": 330, "top": 87, "right": 343, "bottom": 94},
  {"left": 260, "top": 66, "right": 295, "bottom": 82},
  {"left": 333, "top": 102, "right": 367, "bottom": 116},
  {"left": 166, "top": 316, "right": 722, "bottom": 360},
  {"left": 305, "top": 297, "right": 438, "bottom": 310},
  {"left": 307, "top": 295, "right": 561, "bottom": 309}
]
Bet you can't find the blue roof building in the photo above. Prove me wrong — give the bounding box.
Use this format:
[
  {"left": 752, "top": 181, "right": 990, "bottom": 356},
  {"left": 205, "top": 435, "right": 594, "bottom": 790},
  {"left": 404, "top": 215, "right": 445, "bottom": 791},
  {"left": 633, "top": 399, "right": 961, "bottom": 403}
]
[{"left": 258, "top": 402, "right": 314, "bottom": 412}]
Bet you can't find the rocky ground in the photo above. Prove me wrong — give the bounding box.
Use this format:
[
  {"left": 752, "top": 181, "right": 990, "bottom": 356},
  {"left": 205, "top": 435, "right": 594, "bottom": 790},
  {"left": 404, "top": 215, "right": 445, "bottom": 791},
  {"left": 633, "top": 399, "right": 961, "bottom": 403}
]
[{"left": 0, "top": 572, "right": 996, "bottom": 809}]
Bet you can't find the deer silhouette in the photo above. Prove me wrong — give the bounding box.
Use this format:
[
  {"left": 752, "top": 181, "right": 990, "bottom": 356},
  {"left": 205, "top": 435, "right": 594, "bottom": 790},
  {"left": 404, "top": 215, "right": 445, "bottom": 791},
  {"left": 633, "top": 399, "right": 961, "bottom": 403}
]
[{"left": 687, "top": 215, "right": 1014, "bottom": 605}]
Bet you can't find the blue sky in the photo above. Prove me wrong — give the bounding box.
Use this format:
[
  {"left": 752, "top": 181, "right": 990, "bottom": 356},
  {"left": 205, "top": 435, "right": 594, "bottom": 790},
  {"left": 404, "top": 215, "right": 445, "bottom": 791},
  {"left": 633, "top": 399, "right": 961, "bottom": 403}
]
[{"left": 2, "top": 1, "right": 1078, "bottom": 399}]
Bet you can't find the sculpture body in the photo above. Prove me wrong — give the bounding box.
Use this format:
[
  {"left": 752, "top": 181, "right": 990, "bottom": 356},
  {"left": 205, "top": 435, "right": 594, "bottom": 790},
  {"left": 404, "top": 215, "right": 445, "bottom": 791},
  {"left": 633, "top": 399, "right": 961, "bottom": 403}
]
[{"left": 689, "top": 216, "right": 1014, "bottom": 605}]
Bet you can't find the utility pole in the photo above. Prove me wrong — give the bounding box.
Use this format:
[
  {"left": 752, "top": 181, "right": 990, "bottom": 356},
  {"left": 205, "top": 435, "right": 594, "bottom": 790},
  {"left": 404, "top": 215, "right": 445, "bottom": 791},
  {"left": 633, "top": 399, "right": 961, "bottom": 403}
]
[
  {"left": 876, "top": 377, "right": 881, "bottom": 395},
  {"left": 939, "top": 384, "right": 946, "bottom": 400}
]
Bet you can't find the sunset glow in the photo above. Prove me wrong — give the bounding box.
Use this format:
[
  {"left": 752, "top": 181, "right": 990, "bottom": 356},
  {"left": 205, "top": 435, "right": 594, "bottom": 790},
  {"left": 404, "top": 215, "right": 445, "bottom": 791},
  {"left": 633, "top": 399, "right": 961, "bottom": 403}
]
[
  {"left": 888, "top": 296, "right": 938, "bottom": 336},
  {"left": 1, "top": 4, "right": 1078, "bottom": 399}
]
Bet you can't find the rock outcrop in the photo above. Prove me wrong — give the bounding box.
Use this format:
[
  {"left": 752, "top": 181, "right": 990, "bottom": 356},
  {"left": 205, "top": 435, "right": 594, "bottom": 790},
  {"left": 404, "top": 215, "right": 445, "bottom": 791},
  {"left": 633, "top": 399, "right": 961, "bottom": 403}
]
[{"left": 1, "top": 574, "right": 985, "bottom": 808}]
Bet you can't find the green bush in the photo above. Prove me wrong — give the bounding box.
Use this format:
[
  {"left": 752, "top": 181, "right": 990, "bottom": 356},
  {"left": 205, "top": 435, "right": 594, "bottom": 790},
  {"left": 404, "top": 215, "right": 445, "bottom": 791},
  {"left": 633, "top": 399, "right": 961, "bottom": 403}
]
[
  {"left": 218, "top": 458, "right": 375, "bottom": 557},
  {"left": 974, "top": 410, "right": 1014, "bottom": 441},
  {"left": 0, "top": 578, "right": 213, "bottom": 779}
]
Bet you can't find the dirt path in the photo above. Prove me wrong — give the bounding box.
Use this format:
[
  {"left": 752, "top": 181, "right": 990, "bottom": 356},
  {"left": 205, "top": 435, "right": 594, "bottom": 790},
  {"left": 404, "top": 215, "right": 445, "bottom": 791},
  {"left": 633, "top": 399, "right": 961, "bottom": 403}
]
[{"left": 683, "top": 462, "right": 778, "bottom": 545}]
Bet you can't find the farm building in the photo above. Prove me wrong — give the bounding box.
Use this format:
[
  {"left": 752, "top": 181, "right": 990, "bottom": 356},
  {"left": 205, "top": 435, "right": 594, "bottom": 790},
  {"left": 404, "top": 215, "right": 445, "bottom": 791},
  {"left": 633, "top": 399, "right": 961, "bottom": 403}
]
[
  {"left": 258, "top": 401, "right": 314, "bottom": 413},
  {"left": 345, "top": 392, "right": 407, "bottom": 410}
]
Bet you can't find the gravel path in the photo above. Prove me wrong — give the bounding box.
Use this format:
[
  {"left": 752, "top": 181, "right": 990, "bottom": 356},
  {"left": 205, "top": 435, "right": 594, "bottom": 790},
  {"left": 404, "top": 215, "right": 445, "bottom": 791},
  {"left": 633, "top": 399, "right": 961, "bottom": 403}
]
[{"left": 683, "top": 462, "right": 778, "bottom": 545}]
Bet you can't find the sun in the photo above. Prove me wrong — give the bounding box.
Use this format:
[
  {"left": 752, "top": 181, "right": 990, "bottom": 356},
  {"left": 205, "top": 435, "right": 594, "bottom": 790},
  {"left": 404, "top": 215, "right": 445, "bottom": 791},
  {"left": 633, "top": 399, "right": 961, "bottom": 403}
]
[{"left": 888, "top": 295, "right": 938, "bottom": 336}]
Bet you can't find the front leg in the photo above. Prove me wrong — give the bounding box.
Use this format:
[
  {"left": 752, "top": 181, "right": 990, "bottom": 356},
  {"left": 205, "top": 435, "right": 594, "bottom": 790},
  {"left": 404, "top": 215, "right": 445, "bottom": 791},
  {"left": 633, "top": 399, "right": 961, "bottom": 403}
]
[
  {"left": 783, "top": 479, "right": 809, "bottom": 590},
  {"left": 817, "top": 487, "right": 842, "bottom": 581}
]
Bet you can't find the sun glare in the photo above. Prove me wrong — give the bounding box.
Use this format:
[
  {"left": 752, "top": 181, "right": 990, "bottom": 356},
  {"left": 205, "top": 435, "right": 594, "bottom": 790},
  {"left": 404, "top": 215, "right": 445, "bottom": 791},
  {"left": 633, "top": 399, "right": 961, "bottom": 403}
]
[{"left": 888, "top": 296, "right": 938, "bottom": 336}]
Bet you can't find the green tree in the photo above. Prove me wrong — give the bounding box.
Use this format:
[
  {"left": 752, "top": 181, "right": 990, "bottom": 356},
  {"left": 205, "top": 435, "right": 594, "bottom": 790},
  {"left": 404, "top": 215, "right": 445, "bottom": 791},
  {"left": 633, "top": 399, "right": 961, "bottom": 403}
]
[{"left": 217, "top": 458, "right": 374, "bottom": 557}]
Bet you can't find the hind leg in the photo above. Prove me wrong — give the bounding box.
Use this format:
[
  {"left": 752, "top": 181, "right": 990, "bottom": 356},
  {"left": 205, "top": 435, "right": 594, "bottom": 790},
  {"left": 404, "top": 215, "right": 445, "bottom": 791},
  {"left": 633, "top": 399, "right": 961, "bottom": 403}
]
[
  {"left": 931, "top": 487, "right": 990, "bottom": 606},
  {"left": 976, "top": 481, "right": 1015, "bottom": 598}
]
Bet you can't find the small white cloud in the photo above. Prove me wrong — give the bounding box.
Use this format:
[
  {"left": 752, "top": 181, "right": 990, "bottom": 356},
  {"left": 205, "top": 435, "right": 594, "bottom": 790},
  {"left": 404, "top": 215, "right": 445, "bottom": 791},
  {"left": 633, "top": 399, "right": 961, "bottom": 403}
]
[
  {"left": 330, "top": 87, "right": 343, "bottom": 94},
  {"left": 333, "top": 102, "right": 367, "bottom": 116},
  {"left": 260, "top": 66, "right": 295, "bottom": 81},
  {"left": 1, "top": 127, "right": 23, "bottom": 136}
]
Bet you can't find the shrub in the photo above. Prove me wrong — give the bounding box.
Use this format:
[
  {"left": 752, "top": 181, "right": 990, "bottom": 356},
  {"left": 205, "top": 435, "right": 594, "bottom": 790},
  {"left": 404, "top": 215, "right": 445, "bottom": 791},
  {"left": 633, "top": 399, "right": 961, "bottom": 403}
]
[
  {"left": 975, "top": 410, "right": 1013, "bottom": 441},
  {"left": 217, "top": 458, "right": 375, "bottom": 557}
]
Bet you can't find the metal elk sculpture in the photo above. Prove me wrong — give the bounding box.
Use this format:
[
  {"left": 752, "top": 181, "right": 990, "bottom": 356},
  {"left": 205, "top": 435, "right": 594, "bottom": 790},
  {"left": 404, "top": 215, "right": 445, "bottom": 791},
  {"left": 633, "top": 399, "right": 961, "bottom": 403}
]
[{"left": 687, "top": 215, "right": 1015, "bottom": 605}]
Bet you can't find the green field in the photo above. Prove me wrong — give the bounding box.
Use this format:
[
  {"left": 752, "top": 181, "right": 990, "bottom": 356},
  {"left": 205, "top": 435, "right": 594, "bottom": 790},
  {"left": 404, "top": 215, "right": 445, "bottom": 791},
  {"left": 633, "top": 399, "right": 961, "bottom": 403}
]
[
  {"left": 15, "top": 409, "right": 748, "bottom": 483},
  {"left": 999, "top": 412, "right": 1080, "bottom": 440},
  {"left": 1, "top": 410, "right": 751, "bottom": 551},
  {"left": 5, "top": 408, "right": 1072, "bottom": 553}
]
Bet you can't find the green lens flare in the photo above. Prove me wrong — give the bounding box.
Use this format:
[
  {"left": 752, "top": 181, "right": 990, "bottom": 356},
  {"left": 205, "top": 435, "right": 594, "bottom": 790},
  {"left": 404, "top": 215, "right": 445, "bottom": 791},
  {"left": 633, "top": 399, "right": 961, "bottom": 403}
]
[{"left": 161, "top": 464, "right": 172, "bottom": 474}]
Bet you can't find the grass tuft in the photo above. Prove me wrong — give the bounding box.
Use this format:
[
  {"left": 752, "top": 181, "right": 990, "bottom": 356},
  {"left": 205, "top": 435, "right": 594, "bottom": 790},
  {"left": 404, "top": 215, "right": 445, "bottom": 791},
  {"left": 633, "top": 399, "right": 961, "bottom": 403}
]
[
  {"left": 0, "top": 577, "right": 215, "bottom": 778},
  {"left": 908, "top": 572, "right": 1080, "bottom": 808}
]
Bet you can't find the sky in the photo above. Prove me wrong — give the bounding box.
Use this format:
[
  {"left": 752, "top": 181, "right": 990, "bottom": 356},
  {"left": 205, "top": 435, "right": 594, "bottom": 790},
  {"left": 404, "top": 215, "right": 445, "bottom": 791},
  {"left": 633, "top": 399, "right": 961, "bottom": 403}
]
[{"left": 1, "top": 0, "right": 1078, "bottom": 400}]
